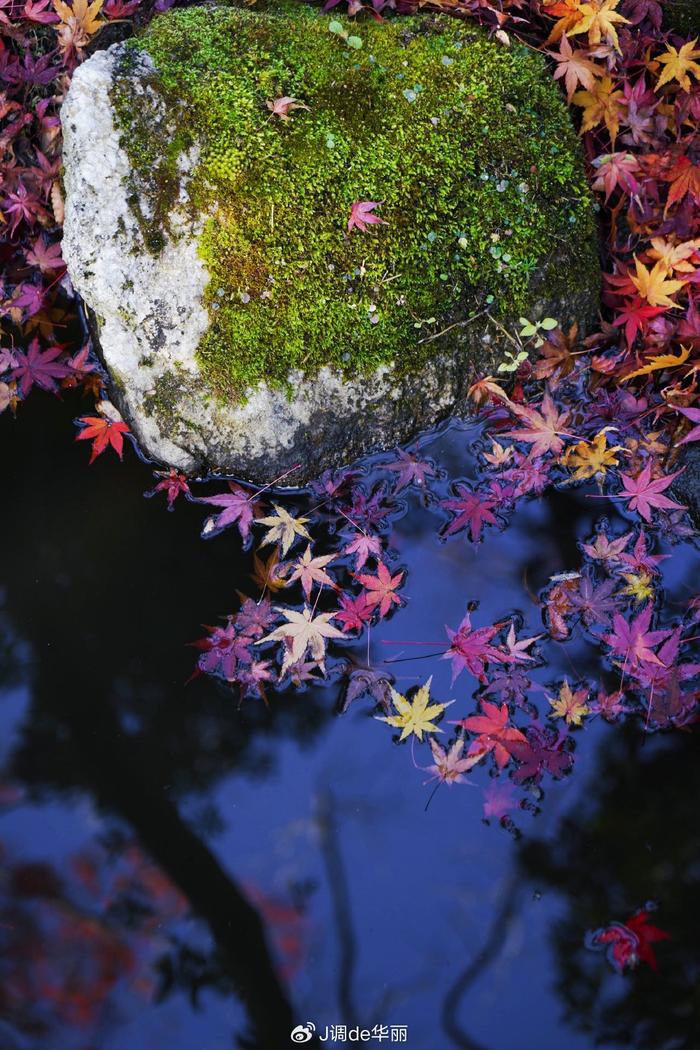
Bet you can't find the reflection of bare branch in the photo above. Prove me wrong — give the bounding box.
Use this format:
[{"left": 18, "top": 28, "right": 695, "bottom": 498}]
[
  {"left": 315, "top": 788, "right": 359, "bottom": 1027},
  {"left": 442, "top": 871, "right": 522, "bottom": 1050}
]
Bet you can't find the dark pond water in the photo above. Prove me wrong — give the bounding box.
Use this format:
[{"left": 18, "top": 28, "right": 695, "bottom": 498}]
[{"left": 1, "top": 392, "right": 699, "bottom": 1050}]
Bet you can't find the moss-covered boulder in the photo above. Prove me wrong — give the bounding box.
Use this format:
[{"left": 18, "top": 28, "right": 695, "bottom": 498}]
[{"left": 61, "top": 1, "right": 599, "bottom": 483}]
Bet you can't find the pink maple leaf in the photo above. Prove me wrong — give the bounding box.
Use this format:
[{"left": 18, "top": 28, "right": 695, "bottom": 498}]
[
  {"left": 355, "top": 561, "right": 404, "bottom": 618},
  {"left": 676, "top": 404, "right": 700, "bottom": 446},
  {"left": 347, "top": 200, "right": 388, "bottom": 234},
  {"left": 502, "top": 391, "right": 572, "bottom": 457},
  {"left": 197, "top": 482, "right": 258, "bottom": 542},
  {"left": 618, "top": 463, "right": 685, "bottom": 522},
  {"left": 451, "top": 700, "right": 526, "bottom": 769}
]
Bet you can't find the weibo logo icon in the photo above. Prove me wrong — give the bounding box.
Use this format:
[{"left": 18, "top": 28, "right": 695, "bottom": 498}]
[{"left": 290, "top": 1022, "right": 316, "bottom": 1042}]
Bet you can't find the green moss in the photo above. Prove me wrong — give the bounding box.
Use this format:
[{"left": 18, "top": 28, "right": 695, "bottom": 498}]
[{"left": 116, "top": 0, "right": 596, "bottom": 401}]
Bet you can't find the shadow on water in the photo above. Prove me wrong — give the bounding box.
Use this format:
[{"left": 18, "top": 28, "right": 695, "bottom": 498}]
[{"left": 0, "top": 391, "right": 698, "bottom": 1049}]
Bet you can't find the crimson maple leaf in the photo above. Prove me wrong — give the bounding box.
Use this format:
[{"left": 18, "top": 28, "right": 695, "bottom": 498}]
[
  {"left": 443, "top": 610, "right": 506, "bottom": 684},
  {"left": 75, "top": 414, "right": 130, "bottom": 463},
  {"left": 347, "top": 200, "right": 388, "bottom": 233},
  {"left": 197, "top": 482, "right": 258, "bottom": 542},
  {"left": 451, "top": 700, "right": 526, "bottom": 769},
  {"left": 334, "top": 591, "right": 375, "bottom": 633},
  {"left": 618, "top": 463, "right": 685, "bottom": 522},
  {"left": 440, "top": 483, "right": 499, "bottom": 542},
  {"left": 591, "top": 909, "right": 670, "bottom": 973},
  {"left": 612, "top": 298, "right": 666, "bottom": 347},
  {"left": 355, "top": 561, "right": 404, "bottom": 618},
  {"left": 603, "top": 603, "right": 673, "bottom": 669}
]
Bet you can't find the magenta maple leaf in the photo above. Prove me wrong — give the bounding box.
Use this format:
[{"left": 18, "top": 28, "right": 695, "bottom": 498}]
[
  {"left": 197, "top": 482, "right": 258, "bottom": 543},
  {"left": 347, "top": 200, "right": 388, "bottom": 234},
  {"left": 443, "top": 610, "right": 506, "bottom": 684},
  {"left": 676, "top": 405, "right": 700, "bottom": 446},
  {"left": 334, "top": 591, "right": 375, "bottom": 633},
  {"left": 570, "top": 575, "right": 619, "bottom": 627},
  {"left": 384, "top": 448, "right": 436, "bottom": 491},
  {"left": 440, "top": 483, "right": 498, "bottom": 542},
  {"left": 618, "top": 463, "right": 685, "bottom": 522},
  {"left": 603, "top": 604, "right": 673, "bottom": 670},
  {"left": 9, "top": 339, "right": 70, "bottom": 396}
]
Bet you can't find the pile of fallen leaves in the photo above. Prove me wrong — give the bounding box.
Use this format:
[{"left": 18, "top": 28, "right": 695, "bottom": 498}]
[{"left": 2, "top": 0, "right": 700, "bottom": 850}]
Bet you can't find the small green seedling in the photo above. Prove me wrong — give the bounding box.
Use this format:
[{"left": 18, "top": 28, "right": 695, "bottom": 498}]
[
  {"left": 328, "top": 20, "right": 362, "bottom": 49},
  {"left": 518, "top": 316, "right": 558, "bottom": 347},
  {"left": 497, "top": 349, "right": 529, "bottom": 373}
]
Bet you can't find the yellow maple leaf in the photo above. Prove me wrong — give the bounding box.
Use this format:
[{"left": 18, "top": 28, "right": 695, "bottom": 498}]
[
  {"left": 568, "top": 0, "right": 630, "bottom": 54},
  {"left": 622, "top": 345, "right": 691, "bottom": 380},
  {"left": 654, "top": 38, "right": 700, "bottom": 94},
  {"left": 257, "top": 503, "right": 311, "bottom": 555},
  {"left": 376, "top": 677, "right": 452, "bottom": 742},
  {"left": 53, "top": 0, "right": 104, "bottom": 55},
  {"left": 548, "top": 680, "right": 590, "bottom": 727},
  {"left": 629, "top": 257, "right": 687, "bottom": 309},
  {"left": 620, "top": 571, "right": 654, "bottom": 603},
  {"left": 562, "top": 428, "right": 623, "bottom": 480},
  {"left": 572, "top": 76, "right": 624, "bottom": 141}
]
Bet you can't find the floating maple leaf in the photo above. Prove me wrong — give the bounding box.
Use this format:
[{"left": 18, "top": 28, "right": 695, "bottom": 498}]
[
  {"left": 342, "top": 531, "right": 383, "bottom": 570},
  {"left": 547, "top": 679, "right": 590, "bottom": 726},
  {"left": 587, "top": 908, "right": 670, "bottom": 972},
  {"left": 376, "top": 677, "right": 452, "bottom": 742},
  {"left": 443, "top": 609, "right": 506, "bottom": 684},
  {"left": 482, "top": 780, "right": 520, "bottom": 823},
  {"left": 603, "top": 603, "right": 673, "bottom": 669},
  {"left": 198, "top": 482, "right": 257, "bottom": 542},
  {"left": 334, "top": 591, "right": 374, "bottom": 633},
  {"left": 257, "top": 504, "right": 311, "bottom": 555},
  {"left": 440, "top": 483, "right": 499, "bottom": 542},
  {"left": 347, "top": 200, "right": 388, "bottom": 234},
  {"left": 286, "top": 545, "right": 337, "bottom": 599},
  {"left": 257, "top": 606, "right": 344, "bottom": 675},
  {"left": 10, "top": 338, "right": 70, "bottom": 396},
  {"left": 150, "top": 468, "right": 190, "bottom": 510},
  {"left": 383, "top": 448, "right": 436, "bottom": 491},
  {"left": 451, "top": 700, "right": 526, "bottom": 769},
  {"left": 340, "top": 668, "right": 393, "bottom": 714},
  {"left": 502, "top": 391, "right": 572, "bottom": 456},
  {"left": 75, "top": 413, "right": 129, "bottom": 463},
  {"left": 617, "top": 463, "right": 685, "bottom": 522},
  {"left": 425, "top": 736, "right": 483, "bottom": 784},
  {"left": 355, "top": 561, "right": 404, "bottom": 618},
  {"left": 509, "top": 725, "right": 574, "bottom": 784}
]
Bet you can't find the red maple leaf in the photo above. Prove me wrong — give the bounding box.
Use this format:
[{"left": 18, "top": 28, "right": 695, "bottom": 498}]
[
  {"left": 75, "top": 414, "right": 130, "bottom": 463},
  {"left": 592, "top": 909, "right": 670, "bottom": 972},
  {"left": 451, "top": 700, "right": 526, "bottom": 769}
]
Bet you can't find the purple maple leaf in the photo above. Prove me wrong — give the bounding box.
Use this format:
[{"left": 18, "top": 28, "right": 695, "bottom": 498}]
[
  {"left": 197, "top": 482, "right": 257, "bottom": 543},
  {"left": 603, "top": 604, "right": 673, "bottom": 670},
  {"left": 509, "top": 725, "right": 574, "bottom": 784},
  {"left": 9, "top": 339, "right": 70, "bottom": 396}
]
